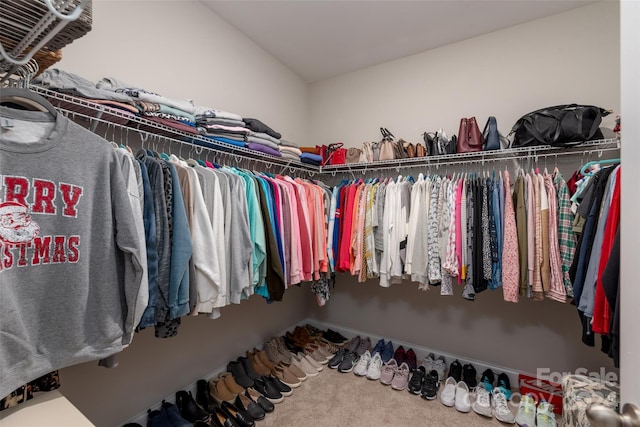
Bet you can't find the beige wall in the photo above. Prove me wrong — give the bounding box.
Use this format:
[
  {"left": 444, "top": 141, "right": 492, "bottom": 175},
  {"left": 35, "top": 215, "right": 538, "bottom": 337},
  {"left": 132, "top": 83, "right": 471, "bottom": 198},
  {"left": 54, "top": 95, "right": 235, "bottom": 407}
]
[
  {"left": 307, "top": 1, "right": 620, "bottom": 378},
  {"left": 309, "top": 1, "right": 620, "bottom": 149},
  {"left": 55, "top": 1, "right": 313, "bottom": 426},
  {"left": 58, "top": 0, "right": 309, "bottom": 145}
]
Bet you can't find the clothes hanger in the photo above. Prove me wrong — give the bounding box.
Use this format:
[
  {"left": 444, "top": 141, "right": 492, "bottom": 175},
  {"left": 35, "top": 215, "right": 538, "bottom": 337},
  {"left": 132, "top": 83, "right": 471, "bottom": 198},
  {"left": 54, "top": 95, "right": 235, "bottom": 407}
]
[
  {"left": 580, "top": 158, "right": 620, "bottom": 176},
  {"left": 0, "top": 87, "right": 58, "bottom": 117}
]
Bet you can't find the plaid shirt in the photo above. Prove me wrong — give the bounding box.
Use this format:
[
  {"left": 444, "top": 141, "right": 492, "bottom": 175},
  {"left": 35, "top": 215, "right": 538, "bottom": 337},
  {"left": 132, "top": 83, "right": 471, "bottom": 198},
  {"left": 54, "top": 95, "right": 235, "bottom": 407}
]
[{"left": 554, "top": 171, "right": 576, "bottom": 298}]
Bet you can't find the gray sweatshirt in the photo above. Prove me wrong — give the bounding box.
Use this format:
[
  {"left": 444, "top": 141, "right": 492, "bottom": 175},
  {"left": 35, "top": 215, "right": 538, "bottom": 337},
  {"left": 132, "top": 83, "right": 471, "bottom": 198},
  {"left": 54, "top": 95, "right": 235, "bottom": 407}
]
[{"left": 0, "top": 106, "right": 145, "bottom": 398}]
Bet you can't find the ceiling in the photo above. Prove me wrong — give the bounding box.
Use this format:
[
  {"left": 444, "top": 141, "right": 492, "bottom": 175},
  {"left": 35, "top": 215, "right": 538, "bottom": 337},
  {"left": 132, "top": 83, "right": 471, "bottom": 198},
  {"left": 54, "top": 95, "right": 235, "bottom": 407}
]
[{"left": 202, "top": 0, "right": 595, "bottom": 83}]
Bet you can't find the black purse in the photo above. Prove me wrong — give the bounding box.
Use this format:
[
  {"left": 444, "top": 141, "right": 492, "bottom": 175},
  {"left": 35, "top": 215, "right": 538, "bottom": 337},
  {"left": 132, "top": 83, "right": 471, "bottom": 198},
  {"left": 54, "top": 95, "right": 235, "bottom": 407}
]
[{"left": 510, "top": 104, "right": 609, "bottom": 148}]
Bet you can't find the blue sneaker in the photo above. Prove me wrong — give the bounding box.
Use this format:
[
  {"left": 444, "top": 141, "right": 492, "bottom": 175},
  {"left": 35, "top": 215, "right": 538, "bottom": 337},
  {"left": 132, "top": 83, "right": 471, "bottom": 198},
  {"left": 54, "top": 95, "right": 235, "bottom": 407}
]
[
  {"left": 371, "top": 338, "right": 385, "bottom": 356},
  {"left": 380, "top": 341, "right": 394, "bottom": 364},
  {"left": 480, "top": 369, "right": 495, "bottom": 392}
]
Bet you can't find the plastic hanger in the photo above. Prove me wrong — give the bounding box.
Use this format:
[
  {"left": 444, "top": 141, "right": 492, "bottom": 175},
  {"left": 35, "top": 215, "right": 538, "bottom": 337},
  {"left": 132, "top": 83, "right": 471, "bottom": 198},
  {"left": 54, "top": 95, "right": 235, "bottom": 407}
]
[
  {"left": 0, "top": 87, "right": 58, "bottom": 117},
  {"left": 580, "top": 158, "right": 620, "bottom": 176}
]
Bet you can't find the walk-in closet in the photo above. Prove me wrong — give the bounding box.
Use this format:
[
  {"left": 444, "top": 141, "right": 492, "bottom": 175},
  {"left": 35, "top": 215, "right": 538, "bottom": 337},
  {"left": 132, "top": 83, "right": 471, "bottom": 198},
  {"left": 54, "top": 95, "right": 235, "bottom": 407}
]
[{"left": 1, "top": 1, "right": 638, "bottom": 427}]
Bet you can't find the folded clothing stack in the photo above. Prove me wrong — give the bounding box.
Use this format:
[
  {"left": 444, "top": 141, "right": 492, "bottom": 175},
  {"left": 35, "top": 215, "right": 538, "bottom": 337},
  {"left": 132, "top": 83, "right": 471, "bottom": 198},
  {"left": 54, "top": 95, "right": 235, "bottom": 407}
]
[{"left": 300, "top": 152, "right": 322, "bottom": 166}]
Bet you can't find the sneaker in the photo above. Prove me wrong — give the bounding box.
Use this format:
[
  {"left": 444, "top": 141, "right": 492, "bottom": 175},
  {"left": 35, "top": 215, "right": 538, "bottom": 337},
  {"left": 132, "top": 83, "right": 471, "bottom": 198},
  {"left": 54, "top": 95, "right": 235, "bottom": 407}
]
[
  {"left": 448, "top": 360, "right": 463, "bottom": 382},
  {"left": 338, "top": 351, "right": 360, "bottom": 373},
  {"left": 380, "top": 341, "right": 394, "bottom": 363},
  {"left": 273, "top": 365, "right": 301, "bottom": 388},
  {"left": 274, "top": 337, "right": 293, "bottom": 363},
  {"left": 355, "top": 337, "right": 371, "bottom": 356},
  {"left": 298, "top": 352, "right": 322, "bottom": 372},
  {"left": 304, "top": 344, "right": 329, "bottom": 364},
  {"left": 440, "top": 377, "right": 457, "bottom": 407},
  {"left": 421, "top": 370, "right": 440, "bottom": 400},
  {"left": 345, "top": 336, "right": 361, "bottom": 353},
  {"left": 265, "top": 375, "right": 292, "bottom": 397},
  {"left": 515, "top": 394, "right": 537, "bottom": 427},
  {"left": 422, "top": 353, "right": 435, "bottom": 372},
  {"left": 493, "top": 388, "right": 516, "bottom": 424},
  {"left": 455, "top": 381, "right": 471, "bottom": 413},
  {"left": 371, "top": 338, "right": 385, "bottom": 356},
  {"left": 322, "top": 329, "right": 348, "bottom": 344},
  {"left": 264, "top": 339, "right": 287, "bottom": 365},
  {"left": 328, "top": 349, "right": 347, "bottom": 369},
  {"left": 472, "top": 386, "right": 492, "bottom": 417},
  {"left": 405, "top": 348, "right": 417, "bottom": 371},
  {"left": 463, "top": 363, "right": 478, "bottom": 388},
  {"left": 379, "top": 358, "right": 398, "bottom": 385},
  {"left": 291, "top": 353, "right": 319, "bottom": 377},
  {"left": 536, "top": 400, "right": 557, "bottom": 427},
  {"left": 366, "top": 353, "right": 383, "bottom": 380},
  {"left": 391, "top": 362, "right": 410, "bottom": 391},
  {"left": 393, "top": 345, "right": 406, "bottom": 365},
  {"left": 353, "top": 350, "right": 371, "bottom": 376},
  {"left": 432, "top": 356, "right": 447, "bottom": 381},
  {"left": 497, "top": 372, "right": 513, "bottom": 400},
  {"left": 408, "top": 366, "right": 426, "bottom": 395},
  {"left": 480, "top": 369, "right": 495, "bottom": 392},
  {"left": 253, "top": 377, "right": 283, "bottom": 404}
]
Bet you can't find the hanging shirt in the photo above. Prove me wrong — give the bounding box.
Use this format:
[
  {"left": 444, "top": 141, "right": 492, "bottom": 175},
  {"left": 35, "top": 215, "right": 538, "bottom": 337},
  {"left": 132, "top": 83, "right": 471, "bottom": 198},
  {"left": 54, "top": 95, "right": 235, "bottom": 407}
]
[
  {"left": 544, "top": 174, "right": 566, "bottom": 303},
  {"left": 553, "top": 170, "right": 576, "bottom": 299},
  {"left": 501, "top": 171, "right": 519, "bottom": 303}
]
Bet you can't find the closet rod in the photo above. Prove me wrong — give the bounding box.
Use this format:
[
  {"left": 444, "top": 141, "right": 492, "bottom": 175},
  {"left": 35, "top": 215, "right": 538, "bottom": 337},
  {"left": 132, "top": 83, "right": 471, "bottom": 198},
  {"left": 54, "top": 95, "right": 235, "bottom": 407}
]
[
  {"left": 31, "top": 85, "right": 321, "bottom": 174},
  {"left": 56, "top": 107, "right": 318, "bottom": 176},
  {"left": 320, "top": 139, "right": 620, "bottom": 173}
]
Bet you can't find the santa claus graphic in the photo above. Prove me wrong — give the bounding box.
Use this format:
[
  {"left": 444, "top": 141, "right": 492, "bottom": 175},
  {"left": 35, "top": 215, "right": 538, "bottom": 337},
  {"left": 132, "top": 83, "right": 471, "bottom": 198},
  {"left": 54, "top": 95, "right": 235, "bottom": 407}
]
[{"left": 0, "top": 201, "right": 40, "bottom": 244}]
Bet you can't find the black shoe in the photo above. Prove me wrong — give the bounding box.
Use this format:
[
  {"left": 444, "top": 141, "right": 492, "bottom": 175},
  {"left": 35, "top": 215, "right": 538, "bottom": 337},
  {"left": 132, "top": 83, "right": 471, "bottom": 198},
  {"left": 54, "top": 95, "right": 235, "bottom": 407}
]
[
  {"left": 420, "top": 370, "right": 440, "bottom": 400},
  {"left": 175, "top": 390, "right": 210, "bottom": 423},
  {"left": 480, "top": 369, "right": 495, "bottom": 390},
  {"left": 253, "top": 377, "right": 284, "bottom": 404},
  {"left": 337, "top": 351, "right": 360, "bottom": 373},
  {"left": 195, "top": 379, "right": 215, "bottom": 414},
  {"left": 221, "top": 401, "right": 255, "bottom": 427},
  {"left": 246, "top": 388, "right": 274, "bottom": 413},
  {"left": 212, "top": 406, "right": 241, "bottom": 427},
  {"left": 496, "top": 372, "right": 513, "bottom": 399},
  {"left": 238, "top": 356, "right": 260, "bottom": 381},
  {"left": 328, "top": 348, "right": 347, "bottom": 369},
  {"left": 227, "top": 360, "right": 254, "bottom": 389},
  {"left": 147, "top": 408, "right": 174, "bottom": 427},
  {"left": 161, "top": 401, "right": 192, "bottom": 427},
  {"left": 235, "top": 393, "right": 266, "bottom": 421},
  {"left": 462, "top": 363, "right": 478, "bottom": 388},
  {"left": 265, "top": 375, "right": 292, "bottom": 397},
  {"left": 408, "top": 366, "right": 426, "bottom": 395},
  {"left": 322, "top": 329, "right": 348, "bottom": 344},
  {"left": 283, "top": 335, "right": 304, "bottom": 353},
  {"left": 448, "top": 360, "right": 462, "bottom": 382}
]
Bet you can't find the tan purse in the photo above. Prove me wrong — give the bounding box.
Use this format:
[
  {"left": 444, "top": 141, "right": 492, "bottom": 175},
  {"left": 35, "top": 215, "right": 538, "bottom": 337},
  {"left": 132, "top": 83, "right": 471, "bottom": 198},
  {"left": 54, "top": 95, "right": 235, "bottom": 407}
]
[
  {"left": 379, "top": 140, "right": 395, "bottom": 161},
  {"left": 346, "top": 147, "right": 362, "bottom": 164},
  {"left": 415, "top": 143, "right": 427, "bottom": 157}
]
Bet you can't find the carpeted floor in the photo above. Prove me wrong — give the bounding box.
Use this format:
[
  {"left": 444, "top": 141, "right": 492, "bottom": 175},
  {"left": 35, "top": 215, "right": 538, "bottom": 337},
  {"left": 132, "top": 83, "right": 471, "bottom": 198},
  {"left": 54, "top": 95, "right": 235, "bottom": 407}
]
[{"left": 258, "top": 367, "right": 532, "bottom": 427}]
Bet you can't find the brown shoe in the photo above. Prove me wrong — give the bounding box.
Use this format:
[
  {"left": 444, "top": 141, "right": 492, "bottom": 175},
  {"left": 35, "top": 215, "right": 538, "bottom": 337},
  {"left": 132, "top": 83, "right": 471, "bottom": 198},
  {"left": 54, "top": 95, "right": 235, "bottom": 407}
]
[
  {"left": 209, "top": 378, "right": 236, "bottom": 403},
  {"left": 256, "top": 348, "right": 277, "bottom": 370},
  {"left": 279, "top": 361, "right": 307, "bottom": 381},
  {"left": 219, "top": 373, "right": 244, "bottom": 395},
  {"left": 274, "top": 337, "right": 293, "bottom": 363},
  {"left": 248, "top": 351, "right": 271, "bottom": 377},
  {"left": 264, "top": 339, "right": 287, "bottom": 365},
  {"left": 273, "top": 365, "right": 301, "bottom": 388}
]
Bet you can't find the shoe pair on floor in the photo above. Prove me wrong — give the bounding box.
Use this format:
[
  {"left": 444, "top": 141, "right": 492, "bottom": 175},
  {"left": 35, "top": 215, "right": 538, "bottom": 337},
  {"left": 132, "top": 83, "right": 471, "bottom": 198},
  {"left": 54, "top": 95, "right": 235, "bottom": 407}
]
[
  {"left": 447, "top": 360, "right": 478, "bottom": 388},
  {"left": 514, "top": 394, "right": 557, "bottom": 427},
  {"left": 392, "top": 346, "right": 417, "bottom": 371},
  {"left": 479, "top": 368, "right": 513, "bottom": 400},
  {"left": 344, "top": 335, "right": 372, "bottom": 356},
  {"left": 407, "top": 366, "right": 440, "bottom": 400},
  {"left": 328, "top": 348, "right": 360, "bottom": 373},
  {"left": 422, "top": 353, "right": 447, "bottom": 382},
  {"left": 440, "top": 377, "right": 474, "bottom": 413},
  {"left": 352, "top": 350, "right": 383, "bottom": 379},
  {"left": 174, "top": 387, "right": 256, "bottom": 427},
  {"left": 471, "top": 385, "right": 516, "bottom": 424},
  {"left": 379, "top": 358, "right": 411, "bottom": 390}
]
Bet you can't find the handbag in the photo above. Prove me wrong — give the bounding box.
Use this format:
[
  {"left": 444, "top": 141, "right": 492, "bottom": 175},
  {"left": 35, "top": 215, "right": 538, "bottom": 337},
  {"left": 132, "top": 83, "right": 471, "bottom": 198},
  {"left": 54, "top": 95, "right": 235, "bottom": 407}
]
[
  {"left": 394, "top": 138, "right": 410, "bottom": 159},
  {"left": 436, "top": 129, "right": 457, "bottom": 155},
  {"left": 483, "top": 116, "right": 501, "bottom": 151},
  {"left": 324, "top": 142, "right": 346, "bottom": 165},
  {"left": 378, "top": 127, "right": 396, "bottom": 161},
  {"left": 415, "top": 142, "right": 427, "bottom": 157},
  {"left": 457, "top": 117, "right": 484, "bottom": 154},
  {"left": 404, "top": 141, "right": 416, "bottom": 158},
  {"left": 346, "top": 147, "right": 362, "bottom": 164},
  {"left": 361, "top": 141, "right": 374, "bottom": 162},
  {"left": 510, "top": 104, "right": 609, "bottom": 148}
]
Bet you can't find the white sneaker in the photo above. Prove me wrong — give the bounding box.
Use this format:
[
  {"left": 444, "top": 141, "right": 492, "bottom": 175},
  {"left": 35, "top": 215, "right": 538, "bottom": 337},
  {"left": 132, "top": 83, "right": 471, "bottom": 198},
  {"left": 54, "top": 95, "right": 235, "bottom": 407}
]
[
  {"left": 353, "top": 350, "right": 371, "bottom": 376},
  {"left": 440, "top": 377, "right": 457, "bottom": 407},
  {"left": 455, "top": 381, "right": 471, "bottom": 413},
  {"left": 515, "top": 394, "right": 537, "bottom": 426},
  {"left": 422, "top": 353, "right": 435, "bottom": 371},
  {"left": 472, "top": 386, "right": 492, "bottom": 417},
  {"left": 366, "top": 353, "right": 383, "bottom": 380},
  {"left": 492, "top": 388, "right": 515, "bottom": 424},
  {"left": 536, "top": 401, "right": 557, "bottom": 427}
]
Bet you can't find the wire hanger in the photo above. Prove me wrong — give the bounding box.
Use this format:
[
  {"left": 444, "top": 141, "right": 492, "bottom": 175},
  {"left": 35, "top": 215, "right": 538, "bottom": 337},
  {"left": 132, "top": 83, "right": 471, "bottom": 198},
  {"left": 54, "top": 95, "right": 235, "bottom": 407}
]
[{"left": 580, "top": 158, "right": 620, "bottom": 176}]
